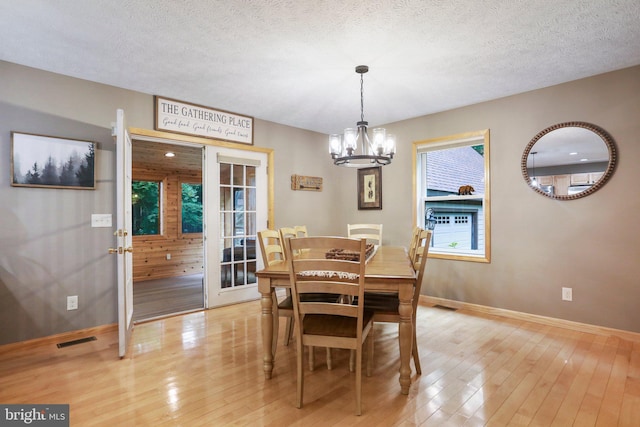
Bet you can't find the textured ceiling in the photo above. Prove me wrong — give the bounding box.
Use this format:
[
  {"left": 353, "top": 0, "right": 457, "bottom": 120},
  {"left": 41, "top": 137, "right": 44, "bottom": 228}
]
[{"left": 1, "top": 1, "right": 639, "bottom": 135}]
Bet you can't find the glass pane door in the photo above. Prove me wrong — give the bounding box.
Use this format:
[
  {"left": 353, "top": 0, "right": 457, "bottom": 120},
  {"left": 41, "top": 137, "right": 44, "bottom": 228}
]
[
  {"left": 219, "top": 162, "right": 257, "bottom": 289},
  {"left": 205, "top": 146, "right": 266, "bottom": 308}
]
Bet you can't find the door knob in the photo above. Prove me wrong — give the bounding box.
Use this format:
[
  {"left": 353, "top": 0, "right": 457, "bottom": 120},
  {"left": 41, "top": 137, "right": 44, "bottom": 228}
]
[
  {"left": 108, "top": 247, "right": 121, "bottom": 254},
  {"left": 123, "top": 247, "right": 134, "bottom": 253}
]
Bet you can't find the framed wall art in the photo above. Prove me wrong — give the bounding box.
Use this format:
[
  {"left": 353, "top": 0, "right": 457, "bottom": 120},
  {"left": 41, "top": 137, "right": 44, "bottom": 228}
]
[
  {"left": 357, "top": 166, "right": 382, "bottom": 210},
  {"left": 10, "top": 132, "right": 96, "bottom": 190}
]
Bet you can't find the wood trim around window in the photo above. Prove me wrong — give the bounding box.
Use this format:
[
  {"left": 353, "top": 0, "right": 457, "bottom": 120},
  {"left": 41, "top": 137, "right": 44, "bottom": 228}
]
[{"left": 412, "top": 129, "right": 491, "bottom": 263}]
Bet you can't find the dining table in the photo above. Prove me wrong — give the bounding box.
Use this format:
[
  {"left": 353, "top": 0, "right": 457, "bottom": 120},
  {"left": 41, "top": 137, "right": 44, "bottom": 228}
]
[{"left": 256, "top": 245, "right": 417, "bottom": 395}]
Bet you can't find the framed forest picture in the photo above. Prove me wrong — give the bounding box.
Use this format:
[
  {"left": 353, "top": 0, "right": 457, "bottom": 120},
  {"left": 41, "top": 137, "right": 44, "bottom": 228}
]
[{"left": 11, "top": 132, "right": 96, "bottom": 190}]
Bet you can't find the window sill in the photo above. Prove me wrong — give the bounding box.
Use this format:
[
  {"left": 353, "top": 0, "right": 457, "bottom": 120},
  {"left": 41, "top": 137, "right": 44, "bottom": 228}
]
[{"left": 429, "top": 251, "right": 490, "bottom": 263}]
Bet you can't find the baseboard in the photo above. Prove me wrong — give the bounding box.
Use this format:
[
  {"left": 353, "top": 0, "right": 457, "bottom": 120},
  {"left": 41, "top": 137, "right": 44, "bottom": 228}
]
[
  {"left": 420, "top": 295, "right": 640, "bottom": 343},
  {"left": 6, "top": 296, "right": 638, "bottom": 353},
  {"left": 0, "top": 324, "right": 117, "bottom": 354}
]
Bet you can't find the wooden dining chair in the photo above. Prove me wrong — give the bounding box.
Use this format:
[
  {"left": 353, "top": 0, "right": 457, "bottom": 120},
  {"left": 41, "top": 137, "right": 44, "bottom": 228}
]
[
  {"left": 276, "top": 227, "right": 300, "bottom": 346},
  {"left": 281, "top": 226, "right": 338, "bottom": 369},
  {"left": 284, "top": 236, "right": 374, "bottom": 416},
  {"left": 258, "top": 229, "right": 295, "bottom": 350},
  {"left": 262, "top": 227, "right": 333, "bottom": 368},
  {"left": 347, "top": 223, "right": 383, "bottom": 245},
  {"left": 363, "top": 229, "right": 432, "bottom": 375}
]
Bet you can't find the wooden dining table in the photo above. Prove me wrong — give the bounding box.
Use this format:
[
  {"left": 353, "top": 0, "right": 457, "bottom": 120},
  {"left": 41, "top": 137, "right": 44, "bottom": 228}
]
[{"left": 256, "top": 245, "right": 417, "bottom": 395}]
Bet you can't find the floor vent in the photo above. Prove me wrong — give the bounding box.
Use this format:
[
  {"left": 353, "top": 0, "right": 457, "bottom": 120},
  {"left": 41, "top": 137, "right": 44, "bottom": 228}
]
[
  {"left": 57, "top": 336, "right": 97, "bottom": 348},
  {"left": 433, "top": 304, "right": 458, "bottom": 311}
]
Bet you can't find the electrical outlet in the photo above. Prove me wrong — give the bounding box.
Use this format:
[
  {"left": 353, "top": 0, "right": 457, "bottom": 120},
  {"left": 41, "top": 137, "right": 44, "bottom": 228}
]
[
  {"left": 67, "top": 295, "right": 78, "bottom": 310},
  {"left": 166, "top": 253, "right": 171, "bottom": 260},
  {"left": 562, "top": 287, "right": 572, "bottom": 301}
]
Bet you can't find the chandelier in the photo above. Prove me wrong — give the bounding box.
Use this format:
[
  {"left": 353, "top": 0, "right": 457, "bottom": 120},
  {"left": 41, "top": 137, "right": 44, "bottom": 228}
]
[{"left": 329, "top": 65, "right": 396, "bottom": 167}]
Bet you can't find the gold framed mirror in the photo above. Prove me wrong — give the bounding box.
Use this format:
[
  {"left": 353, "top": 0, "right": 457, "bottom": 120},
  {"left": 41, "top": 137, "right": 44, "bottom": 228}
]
[{"left": 521, "top": 122, "right": 617, "bottom": 200}]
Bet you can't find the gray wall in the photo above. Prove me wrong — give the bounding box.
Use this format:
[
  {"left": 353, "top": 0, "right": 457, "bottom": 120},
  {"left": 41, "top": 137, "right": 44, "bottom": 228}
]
[
  {"left": 1, "top": 60, "right": 638, "bottom": 345},
  {"left": 0, "top": 103, "right": 117, "bottom": 343},
  {"left": 0, "top": 61, "right": 342, "bottom": 345},
  {"left": 367, "top": 65, "right": 640, "bottom": 333}
]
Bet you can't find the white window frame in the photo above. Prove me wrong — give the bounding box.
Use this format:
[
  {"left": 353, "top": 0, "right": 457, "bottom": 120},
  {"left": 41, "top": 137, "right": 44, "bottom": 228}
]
[{"left": 413, "top": 129, "right": 491, "bottom": 263}]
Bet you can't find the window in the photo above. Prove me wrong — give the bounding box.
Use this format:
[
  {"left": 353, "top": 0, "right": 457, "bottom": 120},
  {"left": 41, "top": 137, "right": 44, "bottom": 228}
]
[
  {"left": 132, "top": 180, "right": 161, "bottom": 235},
  {"left": 181, "top": 182, "right": 203, "bottom": 234},
  {"left": 414, "top": 129, "right": 491, "bottom": 262}
]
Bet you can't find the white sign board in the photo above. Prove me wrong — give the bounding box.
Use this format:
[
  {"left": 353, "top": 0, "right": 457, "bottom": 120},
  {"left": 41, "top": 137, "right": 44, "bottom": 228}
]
[{"left": 154, "top": 96, "right": 253, "bottom": 145}]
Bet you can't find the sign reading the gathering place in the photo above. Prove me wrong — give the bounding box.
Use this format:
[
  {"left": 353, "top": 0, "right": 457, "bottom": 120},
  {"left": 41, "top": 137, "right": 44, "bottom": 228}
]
[{"left": 154, "top": 96, "right": 254, "bottom": 145}]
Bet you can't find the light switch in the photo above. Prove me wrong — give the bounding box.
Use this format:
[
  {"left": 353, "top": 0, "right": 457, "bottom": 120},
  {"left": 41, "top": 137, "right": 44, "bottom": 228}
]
[{"left": 91, "top": 214, "right": 112, "bottom": 228}]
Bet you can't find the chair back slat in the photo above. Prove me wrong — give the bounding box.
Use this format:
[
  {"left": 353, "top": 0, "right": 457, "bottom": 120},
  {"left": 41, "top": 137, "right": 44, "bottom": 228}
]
[
  {"left": 280, "top": 227, "right": 299, "bottom": 255},
  {"left": 294, "top": 225, "right": 308, "bottom": 237},
  {"left": 347, "top": 223, "right": 383, "bottom": 245},
  {"left": 301, "top": 303, "right": 359, "bottom": 318},
  {"left": 279, "top": 227, "right": 297, "bottom": 241}
]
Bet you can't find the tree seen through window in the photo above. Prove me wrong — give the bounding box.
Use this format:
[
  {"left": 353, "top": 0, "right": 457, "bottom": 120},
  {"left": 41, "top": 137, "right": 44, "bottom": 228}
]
[
  {"left": 181, "top": 182, "right": 203, "bottom": 234},
  {"left": 132, "top": 180, "right": 160, "bottom": 235}
]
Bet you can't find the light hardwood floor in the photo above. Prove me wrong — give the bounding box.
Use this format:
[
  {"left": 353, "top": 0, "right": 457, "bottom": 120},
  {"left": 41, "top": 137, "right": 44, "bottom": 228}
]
[
  {"left": 1, "top": 299, "right": 638, "bottom": 426},
  {"left": 133, "top": 274, "right": 204, "bottom": 322}
]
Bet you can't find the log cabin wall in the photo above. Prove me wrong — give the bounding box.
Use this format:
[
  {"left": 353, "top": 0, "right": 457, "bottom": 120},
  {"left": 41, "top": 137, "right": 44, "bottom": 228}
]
[{"left": 132, "top": 141, "right": 204, "bottom": 282}]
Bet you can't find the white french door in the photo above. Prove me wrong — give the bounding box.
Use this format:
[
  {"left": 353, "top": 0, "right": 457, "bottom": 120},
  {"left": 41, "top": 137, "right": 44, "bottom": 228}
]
[
  {"left": 117, "top": 122, "right": 268, "bottom": 322},
  {"left": 113, "top": 109, "right": 134, "bottom": 358},
  {"left": 204, "top": 146, "right": 267, "bottom": 307}
]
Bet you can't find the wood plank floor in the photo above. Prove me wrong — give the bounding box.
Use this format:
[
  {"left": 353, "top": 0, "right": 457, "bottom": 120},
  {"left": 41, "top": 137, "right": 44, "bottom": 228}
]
[
  {"left": 1, "top": 300, "right": 639, "bottom": 426},
  {"left": 133, "top": 274, "right": 204, "bottom": 322}
]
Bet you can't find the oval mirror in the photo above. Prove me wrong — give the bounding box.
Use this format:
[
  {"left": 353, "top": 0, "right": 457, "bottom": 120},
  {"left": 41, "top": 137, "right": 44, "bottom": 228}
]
[{"left": 521, "top": 122, "right": 617, "bottom": 200}]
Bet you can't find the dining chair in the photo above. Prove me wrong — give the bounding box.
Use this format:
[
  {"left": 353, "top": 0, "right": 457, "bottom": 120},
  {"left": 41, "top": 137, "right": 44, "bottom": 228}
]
[
  {"left": 298, "top": 223, "right": 373, "bottom": 370},
  {"left": 258, "top": 229, "right": 296, "bottom": 350},
  {"left": 276, "top": 227, "right": 300, "bottom": 346},
  {"left": 347, "top": 223, "right": 383, "bottom": 245},
  {"left": 363, "top": 229, "right": 432, "bottom": 375},
  {"left": 284, "top": 236, "right": 373, "bottom": 416},
  {"left": 359, "top": 226, "right": 421, "bottom": 314},
  {"left": 276, "top": 226, "right": 335, "bottom": 369}
]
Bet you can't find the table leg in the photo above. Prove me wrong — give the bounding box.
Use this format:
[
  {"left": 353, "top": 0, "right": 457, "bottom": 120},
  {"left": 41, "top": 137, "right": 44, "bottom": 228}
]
[
  {"left": 398, "top": 286, "right": 413, "bottom": 395},
  {"left": 271, "top": 293, "right": 279, "bottom": 356},
  {"left": 260, "top": 279, "right": 275, "bottom": 379}
]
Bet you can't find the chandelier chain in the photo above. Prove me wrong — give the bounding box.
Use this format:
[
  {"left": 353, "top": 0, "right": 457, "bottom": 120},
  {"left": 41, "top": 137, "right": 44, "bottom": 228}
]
[{"left": 360, "top": 72, "right": 365, "bottom": 123}]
